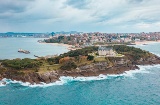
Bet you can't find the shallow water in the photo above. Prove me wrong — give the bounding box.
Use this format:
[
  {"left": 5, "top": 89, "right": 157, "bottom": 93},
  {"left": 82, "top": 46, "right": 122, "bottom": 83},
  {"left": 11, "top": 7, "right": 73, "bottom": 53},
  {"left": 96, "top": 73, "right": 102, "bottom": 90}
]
[{"left": 0, "top": 41, "right": 160, "bottom": 105}]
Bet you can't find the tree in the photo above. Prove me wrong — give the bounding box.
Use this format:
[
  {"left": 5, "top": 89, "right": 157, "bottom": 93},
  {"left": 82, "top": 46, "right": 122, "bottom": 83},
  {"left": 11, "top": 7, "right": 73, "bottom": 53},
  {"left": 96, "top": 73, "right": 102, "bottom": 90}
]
[
  {"left": 87, "top": 55, "right": 94, "bottom": 61},
  {"left": 60, "top": 61, "right": 77, "bottom": 70}
]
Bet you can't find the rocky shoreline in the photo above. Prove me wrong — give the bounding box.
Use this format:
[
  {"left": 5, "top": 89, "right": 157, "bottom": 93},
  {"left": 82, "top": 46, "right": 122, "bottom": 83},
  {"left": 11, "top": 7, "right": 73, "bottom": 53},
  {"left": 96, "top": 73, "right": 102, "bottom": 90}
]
[{"left": 0, "top": 55, "right": 160, "bottom": 84}]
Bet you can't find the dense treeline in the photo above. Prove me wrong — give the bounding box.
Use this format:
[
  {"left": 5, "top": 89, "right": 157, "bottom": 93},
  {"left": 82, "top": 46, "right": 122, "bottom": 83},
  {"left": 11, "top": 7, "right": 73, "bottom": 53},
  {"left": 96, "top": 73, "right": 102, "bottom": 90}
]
[
  {"left": 44, "top": 36, "right": 71, "bottom": 44},
  {"left": 113, "top": 45, "right": 150, "bottom": 60},
  {"left": 1, "top": 58, "right": 42, "bottom": 70}
]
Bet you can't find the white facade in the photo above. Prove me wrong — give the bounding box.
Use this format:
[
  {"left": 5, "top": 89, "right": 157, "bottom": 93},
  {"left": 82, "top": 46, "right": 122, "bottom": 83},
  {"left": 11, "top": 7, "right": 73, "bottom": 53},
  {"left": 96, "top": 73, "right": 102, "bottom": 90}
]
[{"left": 98, "top": 46, "right": 116, "bottom": 56}]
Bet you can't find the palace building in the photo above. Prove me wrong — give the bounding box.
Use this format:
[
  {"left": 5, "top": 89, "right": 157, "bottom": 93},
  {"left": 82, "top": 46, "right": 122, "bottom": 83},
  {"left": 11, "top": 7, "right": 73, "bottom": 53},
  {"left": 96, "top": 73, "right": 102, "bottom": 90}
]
[{"left": 98, "top": 46, "right": 116, "bottom": 56}]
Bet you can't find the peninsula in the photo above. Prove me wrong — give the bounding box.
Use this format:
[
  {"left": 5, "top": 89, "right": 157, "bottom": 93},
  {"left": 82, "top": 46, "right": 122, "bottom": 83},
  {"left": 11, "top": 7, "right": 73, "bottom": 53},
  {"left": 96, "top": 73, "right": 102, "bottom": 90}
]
[{"left": 0, "top": 45, "right": 160, "bottom": 84}]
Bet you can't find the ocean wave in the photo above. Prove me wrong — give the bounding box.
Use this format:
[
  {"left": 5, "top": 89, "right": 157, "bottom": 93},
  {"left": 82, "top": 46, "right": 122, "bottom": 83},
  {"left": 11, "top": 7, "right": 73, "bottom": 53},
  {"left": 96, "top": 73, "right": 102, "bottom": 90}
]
[
  {"left": 0, "top": 82, "right": 6, "bottom": 87},
  {"left": 0, "top": 64, "right": 160, "bottom": 88},
  {"left": 0, "top": 78, "right": 10, "bottom": 87},
  {"left": 0, "top": 78, "right": 66, "bottom": 88}
]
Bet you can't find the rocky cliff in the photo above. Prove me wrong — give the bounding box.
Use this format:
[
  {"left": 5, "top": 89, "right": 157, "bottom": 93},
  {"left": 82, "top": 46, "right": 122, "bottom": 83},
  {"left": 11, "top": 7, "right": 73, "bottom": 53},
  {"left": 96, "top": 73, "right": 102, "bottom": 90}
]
[{"left": 0, "top": 55, "right": 160, "bottom": 84}]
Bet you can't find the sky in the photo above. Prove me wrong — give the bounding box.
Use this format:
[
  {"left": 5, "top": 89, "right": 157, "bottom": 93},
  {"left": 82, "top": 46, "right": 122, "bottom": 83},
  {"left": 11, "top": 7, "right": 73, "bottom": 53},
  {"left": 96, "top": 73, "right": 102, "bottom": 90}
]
[{"left": 0, "top": 0, "right": 160, "bottom": 33}]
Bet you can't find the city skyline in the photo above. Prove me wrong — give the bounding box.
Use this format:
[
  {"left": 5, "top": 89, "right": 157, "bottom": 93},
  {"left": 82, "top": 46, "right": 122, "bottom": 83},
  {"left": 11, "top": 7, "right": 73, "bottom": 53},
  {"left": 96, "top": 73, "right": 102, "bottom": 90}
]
[{"left": 0, "top": 0, "right": 160, "bottom": 33}]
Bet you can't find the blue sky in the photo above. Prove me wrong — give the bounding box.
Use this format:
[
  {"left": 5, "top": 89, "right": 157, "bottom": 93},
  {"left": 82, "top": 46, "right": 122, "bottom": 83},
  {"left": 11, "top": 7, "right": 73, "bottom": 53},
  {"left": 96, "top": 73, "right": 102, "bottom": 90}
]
[{"left": 0, "top": 0, "right": 160, "bottom": 33}]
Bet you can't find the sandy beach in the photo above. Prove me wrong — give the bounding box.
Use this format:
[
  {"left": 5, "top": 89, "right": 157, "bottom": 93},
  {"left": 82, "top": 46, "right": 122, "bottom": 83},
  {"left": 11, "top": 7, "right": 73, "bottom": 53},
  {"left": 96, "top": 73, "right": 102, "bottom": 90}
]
[
  {"left": 40, "top": 42, "right": 75, "bottom": 50},
  {"left": 48, "top": 43, "right": 82, "bottom": 50},
  {"left": 134, "top": 40, "right": 160, "bottom": 45}
]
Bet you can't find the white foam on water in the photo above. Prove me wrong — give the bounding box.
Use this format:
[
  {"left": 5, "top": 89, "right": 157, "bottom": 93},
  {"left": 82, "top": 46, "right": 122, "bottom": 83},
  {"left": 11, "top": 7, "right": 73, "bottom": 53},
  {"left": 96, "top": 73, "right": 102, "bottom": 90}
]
[
  {"left": 0, "top": 78, "right": 9, "bottom": 87},
  {"left": 123, "top": 66, "right": 149, "bottom": 78},
  {"left": 1, "top": 64, "right": 160, "bottom": 88},
  {"left": 139, "top": 64, "right": 160, "bottom": 69},
  {"left": 0, "top": 82, "right": 6, "bottom": 87},
  {"left": 60, "top": 74, "right": 108, "bottom": 82},
  {"left": 0, "top": 78, "right": 66, "bottom": 88}
]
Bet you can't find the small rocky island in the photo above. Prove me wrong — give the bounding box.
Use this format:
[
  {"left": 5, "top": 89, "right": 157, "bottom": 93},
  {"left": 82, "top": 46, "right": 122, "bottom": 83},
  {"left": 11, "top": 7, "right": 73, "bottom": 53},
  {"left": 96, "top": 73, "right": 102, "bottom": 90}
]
[
  {"left": 0, "top": 45, "right": 160, "bottom": 84},
  {"left": 18, "top": 49, "right": 30, "bottom": 54}
]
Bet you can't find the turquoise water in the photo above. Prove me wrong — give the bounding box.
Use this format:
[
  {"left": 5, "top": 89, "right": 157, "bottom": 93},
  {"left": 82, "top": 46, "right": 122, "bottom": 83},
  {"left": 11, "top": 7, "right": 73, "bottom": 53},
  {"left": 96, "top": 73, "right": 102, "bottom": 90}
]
[
  {"left": 0, "top": 41, "right": 160, "bottom": 105},
  {"left": 0, "top": 38, "right": 68, "bottom": 59}
]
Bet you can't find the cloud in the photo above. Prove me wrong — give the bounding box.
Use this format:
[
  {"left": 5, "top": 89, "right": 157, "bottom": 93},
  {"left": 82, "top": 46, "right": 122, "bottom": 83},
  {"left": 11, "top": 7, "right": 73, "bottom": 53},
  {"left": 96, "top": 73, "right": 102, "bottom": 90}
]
[
  {"left": 0, "top": 0, "right": 33, "bottom": 13},
  {"left": 65, "top": 0, "right": 89, "bottom": 9},
  {"left": 136, "top": 22, "right": 151, "bottom": 28},
  {"left": 127, "top": 0, "right": 144, "bottom": 4},
  {"left": 0, "top": 0, "right": 160, "bottom": 32}
]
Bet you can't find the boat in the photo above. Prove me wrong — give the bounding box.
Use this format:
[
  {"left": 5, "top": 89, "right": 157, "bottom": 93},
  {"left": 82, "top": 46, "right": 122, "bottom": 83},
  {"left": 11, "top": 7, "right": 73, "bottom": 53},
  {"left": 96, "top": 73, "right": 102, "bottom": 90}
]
[{"left": 18, "top": 49, "right": 30, "bottom": 54}]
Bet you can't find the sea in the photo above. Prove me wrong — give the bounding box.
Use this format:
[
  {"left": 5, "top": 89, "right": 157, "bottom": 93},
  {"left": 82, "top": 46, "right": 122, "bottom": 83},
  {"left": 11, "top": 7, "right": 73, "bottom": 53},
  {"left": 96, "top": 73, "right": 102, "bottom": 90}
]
[
  {"left": 0, "top": 39, "right": 160, "bottom": 105},
  {"left": 0, "top": 38, "right": 68, "bottom": 59}
]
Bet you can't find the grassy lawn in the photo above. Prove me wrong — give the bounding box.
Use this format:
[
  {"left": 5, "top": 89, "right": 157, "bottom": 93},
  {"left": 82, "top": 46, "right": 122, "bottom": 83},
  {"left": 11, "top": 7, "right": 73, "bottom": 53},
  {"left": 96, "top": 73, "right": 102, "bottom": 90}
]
[
  {"left": 94, "top": 57, "right": 107, "bottom": 62},
  {"left": 116, "top": 54, "right": 124, "bottom": 57},
  {"left": 38, "top": 63, "right": 61, "bottom": 73},
  {"left": 76, "top": 60, "right": 93, "bottom": 66}
]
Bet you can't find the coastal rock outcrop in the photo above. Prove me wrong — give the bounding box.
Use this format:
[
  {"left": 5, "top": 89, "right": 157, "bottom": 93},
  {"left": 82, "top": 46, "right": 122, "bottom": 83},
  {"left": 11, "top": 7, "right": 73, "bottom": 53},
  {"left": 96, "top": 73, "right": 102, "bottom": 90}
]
[
  {"left": 0, "top": 71, "right": 60, "bottom": 84},
  {"left": 0, "top": 55, "right": 160, "bottom": 84}
]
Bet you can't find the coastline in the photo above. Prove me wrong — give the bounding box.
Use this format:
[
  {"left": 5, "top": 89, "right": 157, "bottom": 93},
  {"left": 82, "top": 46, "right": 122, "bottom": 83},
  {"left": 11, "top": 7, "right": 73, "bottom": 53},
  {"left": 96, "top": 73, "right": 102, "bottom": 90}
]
[
  {"left": 1, "top": 54, "right": 160, "bottom": 84},
  {"left": 40, "top": 42, "right": 72, "bottom": 49},
  {"left": 0, "top": 63, "right": 139, "bottom": 84},
  {"left": 2, "top": 64, "right": 160, "bottom": 87},
  {"left": 1, "top": 43, "right": 160, "bottom": 85},
  {"left": 134, "top": 40, "right": 160, "bottom": 45},
  {"left": 39, "top": 42, "right": 79, "bottom": 51}
]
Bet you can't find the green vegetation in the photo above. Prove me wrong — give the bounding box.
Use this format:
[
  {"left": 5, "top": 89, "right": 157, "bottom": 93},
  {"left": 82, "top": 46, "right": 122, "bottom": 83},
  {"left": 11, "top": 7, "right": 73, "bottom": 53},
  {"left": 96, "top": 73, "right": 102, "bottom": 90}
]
[
  {"left": 44, "top": 36, "right": 72, "bottom": 44},
  {"left": 38, "top": 63, "right": 61, "bottom": 73},
  {"left": 113, "top": 45, "right": 151, "bottom": 60},
  {"left": 1, "top": 58, "right": 42, "bottom": 70},
  {"left": 94, "top": 57, "right": 107, "bottom": 62},
  {"left": 87, "top": 55, "right": 94, "bottom": 61},
  {"left": 48, "top": 46, "right": 98, "bottom": 64},
  {"left": 60, "top": 61, "right": 77, "bottom": 70}
]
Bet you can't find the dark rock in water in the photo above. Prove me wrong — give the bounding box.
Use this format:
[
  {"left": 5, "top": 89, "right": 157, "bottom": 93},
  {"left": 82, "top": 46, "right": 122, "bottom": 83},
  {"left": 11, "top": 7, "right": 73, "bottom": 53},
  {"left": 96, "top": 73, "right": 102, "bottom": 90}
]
[
  {"left": 0, "top": 74, "right": 2, "bottom": 81},
  {"left": 2, "top": 82, "right": 6, "bottom": 85},
  {"left": 18, "top": 49, "right": 30, "bottom": 54}
]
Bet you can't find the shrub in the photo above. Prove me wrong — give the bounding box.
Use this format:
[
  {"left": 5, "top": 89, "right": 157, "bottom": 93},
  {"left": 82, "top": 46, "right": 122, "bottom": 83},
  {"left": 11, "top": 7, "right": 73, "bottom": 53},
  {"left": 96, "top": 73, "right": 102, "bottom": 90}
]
[
  {"left": 60, "top": 61, "right": 77, "bottom": 70},
  {"left": 87, "top": 55, "right": 94, "bottom": 61},
  {"left": 59, "top": 57, "right": 75, "bottom": 64},
  {"left": 1, "top": 58, "right": 42, "bottom": 70}
]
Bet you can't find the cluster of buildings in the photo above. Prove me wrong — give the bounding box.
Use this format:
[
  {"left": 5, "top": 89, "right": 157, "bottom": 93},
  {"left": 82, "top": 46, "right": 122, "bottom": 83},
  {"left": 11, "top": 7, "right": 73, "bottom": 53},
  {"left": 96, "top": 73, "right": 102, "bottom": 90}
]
[
  {"left": 0, "top": 32, "right": 50, "bottom": 38},
  {"left": 51, "top": 32, "right": 160, "bottom": 47},
  {"left": 1, "top": 32, "right": 160, "bottom": 46},
  {"left": 0, "top": 31, "right": 81, "bottom": 38}
]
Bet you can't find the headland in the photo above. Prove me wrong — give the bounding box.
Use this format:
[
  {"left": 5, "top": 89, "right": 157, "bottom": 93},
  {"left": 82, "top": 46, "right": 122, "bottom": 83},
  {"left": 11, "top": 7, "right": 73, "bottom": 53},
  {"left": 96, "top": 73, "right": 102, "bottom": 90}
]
[{"left": 0, "top": 45, "right": 160, "bottom": 84}]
